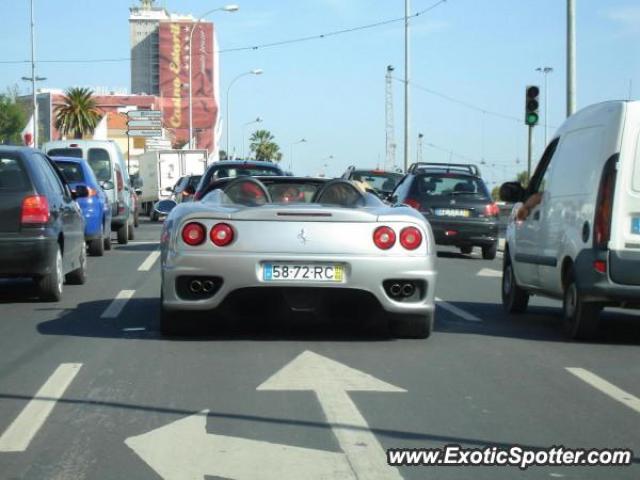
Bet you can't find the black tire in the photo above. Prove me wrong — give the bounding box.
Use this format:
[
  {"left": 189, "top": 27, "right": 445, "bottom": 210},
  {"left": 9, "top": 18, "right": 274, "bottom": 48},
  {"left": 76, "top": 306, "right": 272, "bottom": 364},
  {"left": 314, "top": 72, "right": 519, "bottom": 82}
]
[
  {"left": 65, "top": 245, "right": 87, "bottom": 285},
  {"left": 88, "top": 230, "right": 104, "bottom": 257},
  {"left": 104, "top": 232, "right": 112, "bottom": 251},
  {"left": 390, "top": 313, "right": 433, "bottom": 339},
  {"left": 134, "top": 210, "right": 140, "bottom": 228},
  {"left": 128, "top": 222, "right": 135, "bottom": 241},
  {"left": 502, "top": 253, "right": 529, "bottom": 313},
  {"left": 460, "top": 246, "right": 473, "bottom": 255},
  {"left": 563, "top": 267, "right": 602, "bottom": 340},
  {"left": 482, "top": 242, "right": 498, "bottom": 260},
  {"left": 150, "top": 211, "right": 159, "bottom": 222},
  {"left": 36, "top": 246, "right": 63, "bottom": 302},
  {"left": 117, "top": 223, "right": 128, "bottom": 245}
]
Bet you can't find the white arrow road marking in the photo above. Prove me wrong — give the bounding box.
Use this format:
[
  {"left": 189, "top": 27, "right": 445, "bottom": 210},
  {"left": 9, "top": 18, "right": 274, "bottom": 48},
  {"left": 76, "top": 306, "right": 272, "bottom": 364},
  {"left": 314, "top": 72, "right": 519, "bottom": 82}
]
[
  {"left": 138, "top": 251, "right": 160, "bottom": 271},
  {"left": 0, "top": 363, "right": 82, "bottom": 452},
  {"left": 101, "top": 290, "right": 135, "bottom": 319},
  {"left": 477, "top": 268, "right": 502, "bottom": 278},
  {"left": 435, "top": 297, "right": 482, "bottom": 322},
  {"left": 258, "top": 351, "right": 406, "bottom": 480},
  {"left": 566, "top": 368, "right": 640, "bottom": 414},
  {"left": 125, "top": 410, "right": 355, "bottom": 480}
]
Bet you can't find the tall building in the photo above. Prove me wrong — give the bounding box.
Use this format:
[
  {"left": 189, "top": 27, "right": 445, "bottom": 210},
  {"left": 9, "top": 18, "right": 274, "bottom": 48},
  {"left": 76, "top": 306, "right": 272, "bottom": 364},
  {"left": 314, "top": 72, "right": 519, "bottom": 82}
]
[{"left": 130, "top": 0, "right": 168, "bottom": 95}]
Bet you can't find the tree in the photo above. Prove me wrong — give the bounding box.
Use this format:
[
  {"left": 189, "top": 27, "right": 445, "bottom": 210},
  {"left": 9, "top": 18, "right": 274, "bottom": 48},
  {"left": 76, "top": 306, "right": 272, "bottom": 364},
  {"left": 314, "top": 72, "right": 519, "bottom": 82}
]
[
  {"left": 0, "top": 95, "right": 27, "bottom": 145},
  {"left": 516, "top": 170, "right": 529, "bottom": 188},
  {"left": 491, "top": 185, "right": 501, "bottom": 201},
  {"left": 54, "top": 87, "right": 102, "bottom": 139},
  {"left": 249, "top": 129, "right": 282, "bottom": 162}
]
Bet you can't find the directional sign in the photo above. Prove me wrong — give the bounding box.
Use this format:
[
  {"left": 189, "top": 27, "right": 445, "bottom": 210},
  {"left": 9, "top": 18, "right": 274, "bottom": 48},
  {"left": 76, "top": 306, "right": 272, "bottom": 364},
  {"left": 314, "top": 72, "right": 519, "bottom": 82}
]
[
  {"left": 125, "top": 351, "right": 406, "bottom": 480},
  {"left": 127, "top": 110, "right": 162, "bottom": 119},
  {"left": 128, "top": 119, "right": 162, "bottom": 129},
  {"left": 127, "top": 129, "right": 163, "bottom": 138}
]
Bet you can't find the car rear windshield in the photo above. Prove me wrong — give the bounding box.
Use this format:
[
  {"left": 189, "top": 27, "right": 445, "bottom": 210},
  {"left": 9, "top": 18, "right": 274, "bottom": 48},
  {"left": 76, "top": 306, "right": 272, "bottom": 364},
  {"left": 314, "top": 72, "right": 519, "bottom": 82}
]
[
  {"left": 54, "top": 161, "right": 85, "bottom": 183},
  {"left": 205, "top": 181, "right": 322, "bottom": 205},
  {"left": 47, "top": 148, "right": 83, "bottom": 158},
  {"left": 351, "top": 171, "right": 402, "bottom": 192},
  {"left": 412, "top": 173, "right": 490, "bottom": 200},
  {"left": 87, "top": 148, "right": 112, "bottom": 182},
  {"left": 0, "top": 156, "right": 29, "bottom": 191},
  {"left": 211, "top": 165, "right": 282, "bottom": 179}
]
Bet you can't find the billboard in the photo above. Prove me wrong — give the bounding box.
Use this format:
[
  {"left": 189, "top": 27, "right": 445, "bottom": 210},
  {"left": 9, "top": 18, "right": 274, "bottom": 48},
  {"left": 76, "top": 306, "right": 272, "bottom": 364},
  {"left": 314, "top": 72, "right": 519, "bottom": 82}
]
[{"left": 158, "top": 21, "right": 218, "bottom": 151}]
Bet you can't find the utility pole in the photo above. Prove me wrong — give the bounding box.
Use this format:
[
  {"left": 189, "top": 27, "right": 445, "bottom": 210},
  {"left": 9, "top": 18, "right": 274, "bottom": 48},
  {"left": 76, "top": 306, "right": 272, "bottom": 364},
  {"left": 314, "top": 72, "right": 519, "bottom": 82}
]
[
  {"left": 385, "top": 65, "right": 396, "bottom": 171},
  {"left": 403, "top": 0, "right": 411, "bottom": 172},
  {"left": 567, "top": 0, "right": 576, "bottom": 117},
  {"left": 30, "top": 0, "right": 38, "bottom": 148},
  {"left": 417, "top": 133, "right": 424, "bottom": 163},
  {"left": 536, "top": 67, "right": 553, "bottom": 146},
  {"left": 527, "top": 126, "right": 533, "bottom": 182}
]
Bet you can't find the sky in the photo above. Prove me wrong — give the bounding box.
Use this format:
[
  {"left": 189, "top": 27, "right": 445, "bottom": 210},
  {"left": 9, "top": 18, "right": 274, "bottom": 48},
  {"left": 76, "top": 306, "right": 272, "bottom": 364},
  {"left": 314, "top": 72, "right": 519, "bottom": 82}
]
[{"left": 1, "top": 0, "right": 638, "bottom": 184}]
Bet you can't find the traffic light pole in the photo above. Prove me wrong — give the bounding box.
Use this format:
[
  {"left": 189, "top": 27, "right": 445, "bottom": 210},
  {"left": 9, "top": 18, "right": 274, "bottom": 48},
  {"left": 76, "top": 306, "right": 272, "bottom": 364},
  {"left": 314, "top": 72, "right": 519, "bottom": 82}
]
[{"left": 527, "top": 125, "right": 533, "bottom": 182}]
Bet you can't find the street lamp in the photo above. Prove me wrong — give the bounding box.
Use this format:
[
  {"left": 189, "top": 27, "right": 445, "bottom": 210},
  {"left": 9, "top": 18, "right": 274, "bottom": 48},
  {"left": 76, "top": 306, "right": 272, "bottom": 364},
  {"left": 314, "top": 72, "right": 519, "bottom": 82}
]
[
  {"left": 242, "top": 116, "right": 262, "bottom": 160},
  {"left": 226, "top": 69, "right": 263, "bottom": 157},
  {"left": 536, "top": 66, "right": 554, "bottom": 146},
  {"left": 289, "top": 138, "right": 307, "bottom": 173},
  {"left": 21, "top": 75, "right": 46, "bottom": 147},
  {"left": 188, "top": 4, "right": 239, "bottom": 149}
]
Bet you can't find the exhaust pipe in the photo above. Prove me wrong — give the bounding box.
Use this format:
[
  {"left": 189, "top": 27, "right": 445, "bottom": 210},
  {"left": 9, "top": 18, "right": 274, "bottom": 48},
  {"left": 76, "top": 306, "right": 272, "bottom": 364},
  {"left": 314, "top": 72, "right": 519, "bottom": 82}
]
[
  {"left": 202, "top": 279, "right": 215, "bottom": 293},
  {"left": 389, "top": 283, "right": 402, "bottom": 297},
  {"left": 189, "top": 280, "right": 203, "bottom": 293},
  {"left": 401, "top": 283, "right": 415, "bottom": 297}
]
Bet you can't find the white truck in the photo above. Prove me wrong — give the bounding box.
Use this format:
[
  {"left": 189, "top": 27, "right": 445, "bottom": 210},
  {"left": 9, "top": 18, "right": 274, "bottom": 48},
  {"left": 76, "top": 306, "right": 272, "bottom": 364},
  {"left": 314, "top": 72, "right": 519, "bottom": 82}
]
[{"left": 137, "top": 149, "right": 208, "bottom": 215}]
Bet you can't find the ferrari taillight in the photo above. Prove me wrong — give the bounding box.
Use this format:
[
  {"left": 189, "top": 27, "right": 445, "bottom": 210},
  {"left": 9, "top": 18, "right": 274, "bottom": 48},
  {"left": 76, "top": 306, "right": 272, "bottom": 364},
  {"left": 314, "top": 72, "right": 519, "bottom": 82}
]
[
  {"left": 400, "top": 227, "right": 423, "bottom": 250},
  {"left": 181, "top": 222, "right": 206, "bottom": 246},
  {"left": 210, "top": 223, "right": 234, "bottom": 247},
  {"left": 373, "top": 226, "right": 396, "bottom": 250}
]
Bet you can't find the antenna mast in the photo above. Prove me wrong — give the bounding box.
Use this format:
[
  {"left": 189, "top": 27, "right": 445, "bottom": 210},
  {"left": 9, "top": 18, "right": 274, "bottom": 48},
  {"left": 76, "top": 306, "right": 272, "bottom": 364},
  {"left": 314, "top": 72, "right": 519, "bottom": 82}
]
[{"left": 385, "top": 65, "right": 397, "bottom": 171}]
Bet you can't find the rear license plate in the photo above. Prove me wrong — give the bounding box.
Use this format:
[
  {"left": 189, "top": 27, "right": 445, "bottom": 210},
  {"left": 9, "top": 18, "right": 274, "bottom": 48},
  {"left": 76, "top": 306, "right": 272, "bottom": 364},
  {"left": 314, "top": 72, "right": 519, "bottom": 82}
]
[
  {"left": 263, "top": 263, "right": 344, "bottom": 282},
  {"left": 632, "top": 218, "right": 640, "bottom": 235},
  {"left": 434, "top": 208, "right": 470, "bottom": 217}
]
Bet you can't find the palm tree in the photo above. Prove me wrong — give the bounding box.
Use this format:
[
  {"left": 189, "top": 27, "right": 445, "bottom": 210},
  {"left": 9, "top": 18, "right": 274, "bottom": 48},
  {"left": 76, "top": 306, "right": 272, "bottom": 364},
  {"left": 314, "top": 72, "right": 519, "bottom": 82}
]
[
  {"left": 249, "top": 129, "right": 282, "bottom": 162},
  {"left": 54, "top": 87, "right": 102, "bottom": 139}
]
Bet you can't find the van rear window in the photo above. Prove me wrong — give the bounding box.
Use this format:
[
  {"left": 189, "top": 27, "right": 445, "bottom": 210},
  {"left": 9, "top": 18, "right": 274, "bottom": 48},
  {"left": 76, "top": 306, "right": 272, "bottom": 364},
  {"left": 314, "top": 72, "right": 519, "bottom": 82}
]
[
  {"left": 88, "top": 148, "right": 111, "bottom": 182},
  {"left": 47, "top": 148, "right": 82, "bottom": 158},
  {"left": 0, "top": 156, "right": 29, "bottom": 191}
]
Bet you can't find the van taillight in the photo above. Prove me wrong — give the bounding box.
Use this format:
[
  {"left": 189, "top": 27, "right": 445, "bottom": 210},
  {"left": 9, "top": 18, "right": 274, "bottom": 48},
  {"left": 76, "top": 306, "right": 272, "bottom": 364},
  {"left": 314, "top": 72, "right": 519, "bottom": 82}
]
[
  {"left": 21, "top": 195, "right": 50, "bottom": 225},
  {"left": 594, "top": 156, "right": 617, "bottom": 249},
  {"left": 484, "top": 203, "right": 500, "bottom": 217},
  {"left": 116, "top": 170, "right": 124, "bottom": 192},
  {"left": 404, "top": 198, "right": 421, "bottom": 210}
]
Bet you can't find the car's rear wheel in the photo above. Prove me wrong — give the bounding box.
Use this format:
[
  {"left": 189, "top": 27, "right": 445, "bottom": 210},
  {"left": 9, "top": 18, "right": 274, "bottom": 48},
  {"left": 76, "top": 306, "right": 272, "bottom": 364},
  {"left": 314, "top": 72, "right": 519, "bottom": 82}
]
[
  {"left": 65, "top": 245, "right": 87, "bottom": 285},
  {"left": 390, "top": 313, "right": 433, "bottom": 339},
  {"left": 104, "top": 231, "right": 112, "bottom": 251},
  {"left": 150, "top": 211, "right": 159, "bottom": 222},
  {"left": 502, "top": 253, "right": 529, "bottom": 313},
  {"left": 563, "top": 267, "right": 601, "bottom": 340},
  {"left": 134, "top": 210, "right": 140, "bottom": 228},
  {"left": 482, "top": 242, "right": 497, "bottom": 260},
  {"left": 88, "top": 227, "right": 105, "bottom": 257},
  {"left": 37, "top": 246, "right": 63, "bottom": 302},
  {"left": 128, "top": 221, "right": 135, "bottom": 241},
  {"left": 460, "top": 246, "right": 473, "bottom": 255},
  {"left": 117, "top": 223, "right": 128, "bottom": 245}
]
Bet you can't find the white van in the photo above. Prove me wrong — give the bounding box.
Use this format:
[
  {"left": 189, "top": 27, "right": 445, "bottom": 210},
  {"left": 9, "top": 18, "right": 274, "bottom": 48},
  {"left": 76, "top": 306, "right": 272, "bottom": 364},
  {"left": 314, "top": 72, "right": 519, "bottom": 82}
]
[
  {"left": 43, "top": 140, "right": 134, "bottom": 244},
  {"left": 500, "top": 100, "right": 640, "bottom": 340}
]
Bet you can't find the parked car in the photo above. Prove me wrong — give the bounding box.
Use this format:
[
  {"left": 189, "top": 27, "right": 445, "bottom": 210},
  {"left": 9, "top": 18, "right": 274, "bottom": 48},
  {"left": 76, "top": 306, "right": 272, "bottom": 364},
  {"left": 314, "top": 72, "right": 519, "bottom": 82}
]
[
  {"left": 500, "top": 100, "right": 640, "bottom": 340},
  {"left": 391, "top": 163, "right": 500, "bottom": 259},
  {"left": 193, "top": 160, "right": 284, "bottom": 201},
  {"left": 52, "top": 156, "right": 112, "bottom": 256},
  {"left": 43, "top": 140, "right": 135, "bottom": 245},
  {"left": 160, "top": 177, "right": 436, "bottom": 338},
  {"left": 341, "top": 166, "right": 403, "bottom": 199},
  {"left": 0, "top": 147, "right": 89, "bottom": 301}
]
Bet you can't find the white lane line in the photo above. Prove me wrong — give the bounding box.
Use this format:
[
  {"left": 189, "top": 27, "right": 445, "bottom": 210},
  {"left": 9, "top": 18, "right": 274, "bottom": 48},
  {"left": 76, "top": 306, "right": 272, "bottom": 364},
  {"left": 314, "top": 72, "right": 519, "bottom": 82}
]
[
  {"left": 138, "top": 251, "right": 160, "bottom": 272},
  {"left": 566, "top": 368, "right": 640, "bottom": 414},
  {"left": 436, "top": 297, "right": 483, "bottom": 322},
  {"left": 0, "top": 363, "right": 82, "bottom": 452},
  {"left": 477, "top": 268, "right": 502, "bottom": 278},
  {"left": 101, "top": 290, "right": 136, "bottom": 319}
]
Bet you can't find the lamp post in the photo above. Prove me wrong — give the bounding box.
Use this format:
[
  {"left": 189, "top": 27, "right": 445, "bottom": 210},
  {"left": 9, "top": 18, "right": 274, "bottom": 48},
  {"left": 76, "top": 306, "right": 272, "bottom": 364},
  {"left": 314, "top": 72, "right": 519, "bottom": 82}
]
[
  {"left": 322, "top": 155, "right": 334, "bottom": 177},
  {"left": 188, "top": 4, "right": 239, "bottom": 150},
  {"left": 288, "top": 138, "right": 307, "bottom": 173},
  {"left": 226, "top": 69, "right": 263, "bottom": 157},
  {"left": 242, "top": 116, "right": 262, "bottom": 160},
  {"left": 403, "top": 0, "right": 411, "bottom": 172},
  {"left": 24, "top": 0, "right": 46, "bottom": 148},
  {"left": 536, "top": 66, "right": 554, "bottom": 146}
]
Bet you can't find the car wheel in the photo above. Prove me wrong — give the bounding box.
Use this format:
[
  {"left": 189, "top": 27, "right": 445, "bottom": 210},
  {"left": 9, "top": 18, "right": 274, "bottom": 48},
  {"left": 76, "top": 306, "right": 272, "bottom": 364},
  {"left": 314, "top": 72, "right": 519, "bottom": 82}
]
[
  {"left": 502, "top": 253, "right": 529, "bottom": 313},
  {"left": 563, "top": 267, "right": 601, "bottom": 340},
  {"left": 65, "top": 245, "right": 87, "bottom": 285},
  {"left": 104, "top": 231, "right": 112, "bottom": 251},
  {"left": 128, "top": 221, "right": 135, "bottom": 240},
  {"left": 36, "top": 246, "right": 63, "bottom": 302},
  {"left": 134, "top": 210, "right": 140, "bottom": 228},
  {"left": 117, "top": 223, "right": 128, "bottom": 245},
  {"left": 390, "top": 313, "right": 433, "bottom": 339},
  {"left": 150, "top": 211, "right": 159, "bottom": 222},
  {"left": 460, "top": 246, "right": 473, "bottom": 255},
  {"left": 482, "top": 242, "right": 498, "bottom": 260},
  {"left": 88, "top": 228, "right": 105, "bottom": 257}
]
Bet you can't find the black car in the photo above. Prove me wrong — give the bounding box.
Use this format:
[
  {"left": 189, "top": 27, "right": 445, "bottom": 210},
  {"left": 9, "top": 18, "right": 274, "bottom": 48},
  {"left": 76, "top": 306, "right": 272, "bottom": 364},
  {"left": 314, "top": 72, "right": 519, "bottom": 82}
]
[
  {"left": 341, "top": 166, "right": 403, "bottom": 199},
  {"left": 391, "top": 163, "right": 499, "bottom": 259},
  {"left": 193, "top": 160, "right": 284, "bottom": 201},
  {"left": 0, "top": 147, "right": 89, "bottom": 301}
]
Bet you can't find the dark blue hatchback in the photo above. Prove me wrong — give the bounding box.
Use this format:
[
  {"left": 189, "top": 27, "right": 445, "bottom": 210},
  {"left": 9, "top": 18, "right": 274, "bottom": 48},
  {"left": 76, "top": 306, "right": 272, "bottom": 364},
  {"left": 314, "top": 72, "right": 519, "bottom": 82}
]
[{"left": 52, "top": 157, "right": 112, "bottom": 256}]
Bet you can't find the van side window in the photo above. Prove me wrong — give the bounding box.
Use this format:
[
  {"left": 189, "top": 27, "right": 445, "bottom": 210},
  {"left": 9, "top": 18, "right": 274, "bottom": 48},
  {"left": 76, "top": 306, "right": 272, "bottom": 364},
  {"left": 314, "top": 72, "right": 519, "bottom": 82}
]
[
  {"left": 88, "top": 148, "right": 112, "bottom": 182},
  {"left": 529, "top": 138, "right": 559, "bottom": 195}
]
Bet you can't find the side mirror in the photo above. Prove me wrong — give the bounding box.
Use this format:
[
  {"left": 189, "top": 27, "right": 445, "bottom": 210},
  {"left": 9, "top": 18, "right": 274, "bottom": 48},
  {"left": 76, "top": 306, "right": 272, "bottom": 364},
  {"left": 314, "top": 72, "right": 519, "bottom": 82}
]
[
  {"left": 165, "top": 186, "right": 174, "bottom": 193},
  {"left": 100, "top": 180, "right": 115, "bottom": 191},
  {"left": 154, "top": 199, "right": 177, "bottom": 216},
  {"left": 499, "top": 182, "right": 526, "bottom": 203},
  {"left": 72, "top": 184, "right": 90, "bottom": 199}
]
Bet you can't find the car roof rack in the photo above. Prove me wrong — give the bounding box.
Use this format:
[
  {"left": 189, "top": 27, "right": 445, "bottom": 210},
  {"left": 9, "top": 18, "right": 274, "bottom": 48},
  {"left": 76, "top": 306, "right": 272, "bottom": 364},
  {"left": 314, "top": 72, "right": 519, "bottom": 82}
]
[{"left": 407, "top": 162, "right": 481, "bottom": 177}]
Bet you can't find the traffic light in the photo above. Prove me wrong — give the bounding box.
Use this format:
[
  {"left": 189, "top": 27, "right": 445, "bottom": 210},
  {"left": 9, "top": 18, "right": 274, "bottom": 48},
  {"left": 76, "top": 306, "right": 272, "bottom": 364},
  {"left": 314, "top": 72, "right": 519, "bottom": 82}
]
[{"left": 525, "top": 85, "right": 540, "bottom": 126}]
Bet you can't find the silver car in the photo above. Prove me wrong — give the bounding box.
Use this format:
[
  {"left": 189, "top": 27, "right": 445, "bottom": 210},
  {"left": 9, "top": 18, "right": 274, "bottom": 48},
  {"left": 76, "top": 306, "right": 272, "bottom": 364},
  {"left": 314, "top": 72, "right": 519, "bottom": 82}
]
[{"left": 159, "top": 177, "right": 437, "bottom": 338}]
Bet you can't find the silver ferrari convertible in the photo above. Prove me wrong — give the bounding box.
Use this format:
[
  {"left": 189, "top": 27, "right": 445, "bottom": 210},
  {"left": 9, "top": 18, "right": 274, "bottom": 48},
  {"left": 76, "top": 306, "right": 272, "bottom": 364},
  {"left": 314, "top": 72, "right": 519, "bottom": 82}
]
[{"left": 159, "top": 176, "right": 437, "bottom": 338}]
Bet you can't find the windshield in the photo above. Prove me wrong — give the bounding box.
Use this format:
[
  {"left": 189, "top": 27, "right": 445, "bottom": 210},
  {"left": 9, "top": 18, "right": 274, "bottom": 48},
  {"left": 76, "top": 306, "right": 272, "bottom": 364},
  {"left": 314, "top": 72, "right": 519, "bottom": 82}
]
[
  {"left": 87, "top": 148, "right": 112, "bottom": 182},
  {"left": 211, "top": 165, "right": 281, "bottom": 179},
  {"left": 413, "top": 173, "right": 490, "bottom": 199},
  {"left": 351, "top": 171, "right": 402, "bottom": 192},
  {"left": 53, "top": 161, "right": 85, "bottom": 183}
]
